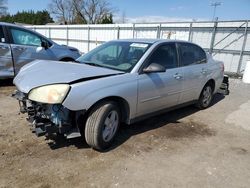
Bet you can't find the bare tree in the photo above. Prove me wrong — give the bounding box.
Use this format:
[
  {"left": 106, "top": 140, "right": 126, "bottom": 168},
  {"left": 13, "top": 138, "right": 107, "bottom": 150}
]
[
  {"left": 72, "top": 0, "right": 114, "bottom": 24},
  {"left": 48, "top": 0, "right": 115, "bottom": 24},
  {"left": 121, "top": 10, "right": 126, "bottom": 23},
  {"left": 0, "top": 0, "right": 8, "bottom": 17},
  {"left": 48, "top": 0, "right": 75, "bottom": 24}
]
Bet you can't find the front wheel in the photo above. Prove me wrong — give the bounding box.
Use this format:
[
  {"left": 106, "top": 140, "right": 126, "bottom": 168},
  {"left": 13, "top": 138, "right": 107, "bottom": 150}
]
[
  {"left": 196, "top": 84, "right": 213, "bottom": 109},
  {"left": 85, "top": 101, "right": 120, "bottom": 150}
]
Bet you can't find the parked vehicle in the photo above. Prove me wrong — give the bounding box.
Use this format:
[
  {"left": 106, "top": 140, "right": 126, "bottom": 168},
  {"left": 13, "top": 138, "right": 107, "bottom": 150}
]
[
  {"left": 13, "top": 39, "right": 225, "bottom": 150},
  {"left": 0, "top": 22, "right": 81, "bottom": 79}
]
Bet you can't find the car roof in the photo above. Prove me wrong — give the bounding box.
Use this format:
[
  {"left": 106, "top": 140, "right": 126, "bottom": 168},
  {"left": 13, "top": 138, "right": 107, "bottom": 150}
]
[
  {"left": 112, "top": 38, "right": 162, "bottom": 44},
  {"left": 111, "top": 38, "right": 193, "bottom": 44},
  {"left": 0, "top": 22, "right": 28, "bottom": 29}
]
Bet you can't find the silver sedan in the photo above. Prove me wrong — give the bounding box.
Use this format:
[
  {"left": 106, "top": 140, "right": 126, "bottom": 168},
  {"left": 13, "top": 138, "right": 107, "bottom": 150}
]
[{"left": 13, "top": 39, "right": 224, "bottom": 150}]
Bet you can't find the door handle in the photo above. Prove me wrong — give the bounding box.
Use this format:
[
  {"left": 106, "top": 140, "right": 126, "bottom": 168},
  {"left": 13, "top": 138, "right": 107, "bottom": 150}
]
[{"left": 174, "top": 73, "right": 182, "bottom": 80}]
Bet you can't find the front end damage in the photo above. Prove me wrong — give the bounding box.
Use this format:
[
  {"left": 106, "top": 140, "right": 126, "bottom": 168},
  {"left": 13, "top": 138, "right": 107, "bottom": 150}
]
[{"left": 12, "top": 90, "right": 83, "bottom": 139}]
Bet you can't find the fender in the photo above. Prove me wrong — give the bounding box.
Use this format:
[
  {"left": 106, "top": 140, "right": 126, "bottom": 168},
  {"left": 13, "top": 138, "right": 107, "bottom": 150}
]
[{"left": 63, "top": 73, "right": 138, "bottom": 120}]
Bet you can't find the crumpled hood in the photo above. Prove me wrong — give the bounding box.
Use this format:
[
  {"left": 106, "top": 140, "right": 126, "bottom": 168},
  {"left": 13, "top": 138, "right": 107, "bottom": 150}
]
[{"left": 14, "top": 60, "right": 123, "bottom": 93}]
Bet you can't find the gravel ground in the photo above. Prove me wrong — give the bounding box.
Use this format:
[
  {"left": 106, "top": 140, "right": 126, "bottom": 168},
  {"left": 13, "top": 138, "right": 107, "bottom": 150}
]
[{"left": 0, "top": 78, "right": 250, "bottom": 188}]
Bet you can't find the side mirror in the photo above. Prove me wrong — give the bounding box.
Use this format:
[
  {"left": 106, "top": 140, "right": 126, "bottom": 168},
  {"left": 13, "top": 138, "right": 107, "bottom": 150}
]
[
  {"left": 41, "top": 41, "right": 49, "bottom": 50},
  {"left": 143, "top": 63, "right": 166, "bottom": 73}
]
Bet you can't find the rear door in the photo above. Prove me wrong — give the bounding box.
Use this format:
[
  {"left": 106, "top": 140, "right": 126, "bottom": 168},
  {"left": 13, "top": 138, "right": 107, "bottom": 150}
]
[
  {"left": 137, "top": 42, "right": 183, "bottom": 116},
  {"left": 0, "top": 25, "right": 14, "bottom": 78},
  {"left": 8, "top": 26, "right": 56, "bottom": 74},
  {"left": 177, "top": 42, "right": 208, "bottom": 103}
]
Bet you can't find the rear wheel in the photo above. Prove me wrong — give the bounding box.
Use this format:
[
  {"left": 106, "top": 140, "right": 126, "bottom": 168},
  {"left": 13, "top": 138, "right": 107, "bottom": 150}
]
[
  {"left": 85, "top": 101, "right": 120, "bottom": 150},
  {"left": 196, "top": 84, "right": 213, "bottom": 109}
]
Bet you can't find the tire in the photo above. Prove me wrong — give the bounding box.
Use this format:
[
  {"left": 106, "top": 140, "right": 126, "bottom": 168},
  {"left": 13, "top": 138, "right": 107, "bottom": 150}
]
[
  {"left": 85, "top": 101, "right": 120, "bottom": 150},
  {"left": 196, "top": 84, "right": 213, "bottom": 109}
]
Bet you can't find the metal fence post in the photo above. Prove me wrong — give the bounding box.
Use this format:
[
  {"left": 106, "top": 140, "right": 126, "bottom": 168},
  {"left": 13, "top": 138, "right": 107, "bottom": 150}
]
[
  {"left": 66, "top": 26, "right": 69, "bottom": 45},
  {"left": 48, "top": 27, "right": 51, "bottom": 39},
  {"left": 87, "top": 26, "right": 90, "bottom": 52},
  {"left": 132, "top": 23, "right": 135, "bottom": 38},
  {"left": 237, "top": 20, "right": 248, "bottom": 74},
  {"left": 209, "top": 18, "right": 218, "bottom": 54},
  {"left": 188, "top": 22, "right": 193, "bottom": 42},
  {"left": 156, "top": 24, "right": 161, "bottom": 39},
  {"left": 117, "top": 26, "right": 120, "bottom": 39}
]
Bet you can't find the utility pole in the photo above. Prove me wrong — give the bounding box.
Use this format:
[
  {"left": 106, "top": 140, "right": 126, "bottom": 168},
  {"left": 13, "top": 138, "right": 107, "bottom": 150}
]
[{"left": 210, "top": 2, "right": 222, "bottom": 21}]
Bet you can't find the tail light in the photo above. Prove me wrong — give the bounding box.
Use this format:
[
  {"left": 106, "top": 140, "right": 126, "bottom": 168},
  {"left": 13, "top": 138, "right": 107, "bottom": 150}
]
[{"left": 220, "top": 63, "right": 224, "bottom": 72}]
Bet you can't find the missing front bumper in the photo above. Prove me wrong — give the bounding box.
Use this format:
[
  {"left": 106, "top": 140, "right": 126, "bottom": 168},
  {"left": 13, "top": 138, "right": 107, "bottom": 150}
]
[{"left": 12, "top": 90, "right": 82, "bottom": 139}]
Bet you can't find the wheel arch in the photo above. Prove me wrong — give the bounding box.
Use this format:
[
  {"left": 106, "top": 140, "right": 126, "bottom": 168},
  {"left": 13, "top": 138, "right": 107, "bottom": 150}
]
[
  {"left": 83, "top": 96, "right": 130, "bottom": 125},
  {"left": 205, "top": 79, "right": 215, "bottom": 93}
]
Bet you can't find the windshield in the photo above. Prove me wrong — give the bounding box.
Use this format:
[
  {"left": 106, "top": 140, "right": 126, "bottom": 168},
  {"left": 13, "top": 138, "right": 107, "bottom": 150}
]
[{"left": 77, "top": 41, "right": 151, "bottom": 72}]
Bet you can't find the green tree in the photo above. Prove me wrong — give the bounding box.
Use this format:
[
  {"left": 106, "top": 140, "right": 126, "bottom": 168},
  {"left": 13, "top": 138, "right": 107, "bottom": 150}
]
[
  {"left": 100, "top": 14, "right": 113, "bottom": 24},
  {"left": 0, "top": 10, "right": 54, "bottom": 25}
]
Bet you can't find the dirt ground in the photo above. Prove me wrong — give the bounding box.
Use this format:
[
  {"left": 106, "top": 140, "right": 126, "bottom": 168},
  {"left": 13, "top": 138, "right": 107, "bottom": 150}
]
[{"left": 0, "top": 79, "right": 250, "bottom": 188}]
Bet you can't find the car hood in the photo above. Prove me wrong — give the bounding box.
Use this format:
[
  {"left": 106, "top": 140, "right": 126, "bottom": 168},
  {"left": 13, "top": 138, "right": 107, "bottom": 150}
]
[
  {"left": 14, "top": 60, "right": 123, "bottom": 93},
  {"left": 61, "top": 44, "right": 78, "bottom": 51}
]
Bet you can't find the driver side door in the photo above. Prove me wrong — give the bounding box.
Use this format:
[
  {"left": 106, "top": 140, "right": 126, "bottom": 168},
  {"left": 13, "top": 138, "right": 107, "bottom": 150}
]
[
  {"left": 8, "top": 26, "right": 56, "bottom": 74},
  {"left": 137, "top": 42, "right": 183, "bottom": 116}
]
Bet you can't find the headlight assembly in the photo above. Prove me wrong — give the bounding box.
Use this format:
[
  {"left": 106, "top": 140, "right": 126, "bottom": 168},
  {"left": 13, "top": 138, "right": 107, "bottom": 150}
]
[{"left": 28, "top": 84, "right": 70, "bottom": 104}]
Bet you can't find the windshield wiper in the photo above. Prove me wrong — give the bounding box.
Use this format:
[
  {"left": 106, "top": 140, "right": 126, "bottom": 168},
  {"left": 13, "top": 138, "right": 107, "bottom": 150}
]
[
  {"left": 84, "top": 62, "right": 103, "bottom": 67},
  {"left": 75, "top": 60, "right": 104, "bottom": 67}
]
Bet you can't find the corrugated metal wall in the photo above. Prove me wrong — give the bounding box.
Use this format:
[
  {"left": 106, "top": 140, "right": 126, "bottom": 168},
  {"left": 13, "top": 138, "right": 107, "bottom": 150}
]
[{"left": 27, "top": 20, "right": 250, "bottom": 75}]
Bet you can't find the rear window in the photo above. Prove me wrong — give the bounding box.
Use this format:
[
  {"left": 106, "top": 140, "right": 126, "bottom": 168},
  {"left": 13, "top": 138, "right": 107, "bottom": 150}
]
[{"left": 178, "top": 43, "right": 206, "bottom": 66}]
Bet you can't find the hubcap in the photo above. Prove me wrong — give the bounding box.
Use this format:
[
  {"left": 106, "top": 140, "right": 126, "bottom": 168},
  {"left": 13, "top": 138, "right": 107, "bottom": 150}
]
[
  {"left": 102, "top": 110, "right": 119, "bottom": 142},
  {"left": 202, "top": 86, "right": 212, "bottom": 107}
]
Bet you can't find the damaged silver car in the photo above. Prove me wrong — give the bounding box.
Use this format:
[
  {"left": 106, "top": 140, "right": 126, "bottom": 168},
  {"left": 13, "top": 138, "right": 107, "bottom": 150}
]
[{"left": 13, "top": 39, "right": 225, "bottom": 150}]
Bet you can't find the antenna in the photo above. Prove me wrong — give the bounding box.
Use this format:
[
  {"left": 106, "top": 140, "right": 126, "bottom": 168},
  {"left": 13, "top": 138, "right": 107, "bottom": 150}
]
[{"left": 210, "top": 2, "right": 222, "bottom": 21}]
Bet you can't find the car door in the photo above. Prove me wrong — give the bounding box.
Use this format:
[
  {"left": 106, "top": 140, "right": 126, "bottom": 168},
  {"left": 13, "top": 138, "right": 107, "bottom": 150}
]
[
  {"left": 177, "top": 42, "right": 208, "bottom": 103},
  {"left": 137, "top": 42, "right": 183, "bottom": 116},
  {"left": 0, "top": 25, "right": 14, "bottom": 78},
  {"left": 8, "top": 26, "right": 56, "bottom": 74}
]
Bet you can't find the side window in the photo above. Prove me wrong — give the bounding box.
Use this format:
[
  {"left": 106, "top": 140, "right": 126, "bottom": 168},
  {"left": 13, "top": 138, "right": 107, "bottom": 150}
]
[
  {"left": 179, "top": 43, "right": 206, "bottom": 66},
  {"left": 127, "top": 46, "right": 145, "bottom": 64},
  {"left": 10, "top": 28, "right": 41, "bottom": 46},
  {"left": 148, "top": 43, "right": 178, "bottom": 69},
  {"left": 0, "top": 27, "right": 6, "bottom": 43}
]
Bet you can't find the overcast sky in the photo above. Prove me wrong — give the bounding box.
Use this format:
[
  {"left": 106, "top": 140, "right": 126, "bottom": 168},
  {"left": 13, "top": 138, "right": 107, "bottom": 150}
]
[{"left": 7, "top": 0, "right": 250, "bottom": 22}]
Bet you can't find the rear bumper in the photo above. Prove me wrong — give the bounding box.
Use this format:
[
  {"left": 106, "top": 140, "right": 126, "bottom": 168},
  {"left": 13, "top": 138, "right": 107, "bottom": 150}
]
[
  {"left": 12, "top": 90, "right": 82, "bottom": 138},
  {"left": 218, "top": 75, "right": 230, "bottom": 95}
]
